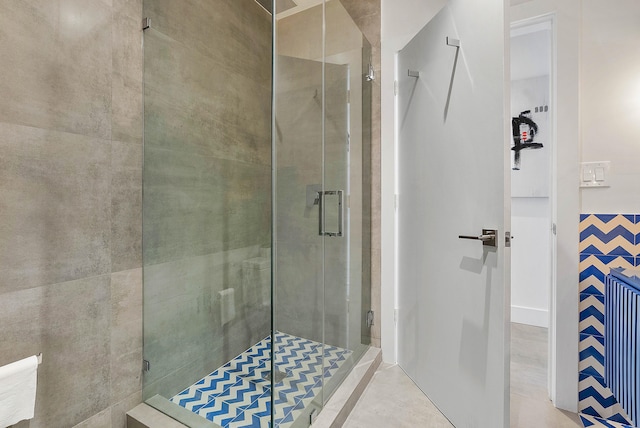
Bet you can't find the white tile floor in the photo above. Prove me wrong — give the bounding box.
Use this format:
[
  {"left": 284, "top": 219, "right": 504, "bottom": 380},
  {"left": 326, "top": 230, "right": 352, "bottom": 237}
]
[
  {"left": 344, "top": 323, "right": 583, "bottom": 428},
  {"left": 343, "top": 363, "right": 453, "bottom": 427},
  {"left": 510, "top": 324, "right": 582, "bottom": 428}
]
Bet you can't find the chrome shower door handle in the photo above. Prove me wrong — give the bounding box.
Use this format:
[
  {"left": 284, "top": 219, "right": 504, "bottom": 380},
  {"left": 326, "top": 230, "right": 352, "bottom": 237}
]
[
  {"left": 458, "top": 229, "right": 497, "bottom": 247},
  {"left": 318, "top": 190, "right": 343, "bottom": 237}
]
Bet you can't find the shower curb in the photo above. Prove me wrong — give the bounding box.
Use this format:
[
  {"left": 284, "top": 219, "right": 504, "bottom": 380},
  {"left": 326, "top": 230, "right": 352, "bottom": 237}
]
[
  {"left": 311, "top": 347, "right": 382, "bottom": 428},
  {"left": 127, "top": 403, "right": 188, "bottom": 428},
  {"left": 127, "top": 398, "right": 219, "bottom": 428}
]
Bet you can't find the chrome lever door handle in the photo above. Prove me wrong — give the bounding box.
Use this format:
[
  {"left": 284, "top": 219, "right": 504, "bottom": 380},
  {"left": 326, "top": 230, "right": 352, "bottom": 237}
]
[
  {"left": 459, "top": 234, "right": 493, "bottom": 241},
  {"left": 458, "top": 229, "right": 497, "bottom": 247}
]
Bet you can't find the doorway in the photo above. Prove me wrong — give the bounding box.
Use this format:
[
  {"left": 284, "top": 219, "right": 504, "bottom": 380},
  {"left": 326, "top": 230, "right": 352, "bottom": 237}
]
[
  {"left": 509, "top": 17, "right": 578, "bottom": 426},
  {"left": 510, "top": 20, "right": 552, "bottom": 330}
]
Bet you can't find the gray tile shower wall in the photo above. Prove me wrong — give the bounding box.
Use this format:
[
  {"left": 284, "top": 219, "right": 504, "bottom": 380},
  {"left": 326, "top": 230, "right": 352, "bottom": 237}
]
[
  {"left": 339, "top": 0, "right": 381, "bottom": 348},
  {"left": 0, "top": 2, "right": 381, "bottom": 428},
  {"left": 142, "top": 246, "right": 272, "bottom": 399},
  {"left": 0, "top": 0, "right": 144, "bottom": 427}
]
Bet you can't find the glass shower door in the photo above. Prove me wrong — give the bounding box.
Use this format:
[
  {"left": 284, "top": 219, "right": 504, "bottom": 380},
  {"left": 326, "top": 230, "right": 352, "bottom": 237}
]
[
  {"left": 141, "top": 0, "right": 273, "bottom": 424},
  {"left": 271, "top": 0, "right": 372, "bottom": 424},
  {"left": 271, "top": 51, "right": 329, "bottom": 423},
  {"left": 140, "top": 0, "right": 371, "bottom": 426},
  {"left": 321, "top": 0, "right": 374, "bottom": 403}
]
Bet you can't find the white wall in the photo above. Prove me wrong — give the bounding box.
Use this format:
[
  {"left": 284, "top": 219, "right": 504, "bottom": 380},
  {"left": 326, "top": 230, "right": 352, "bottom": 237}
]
[
  {"left": 511, "top": 198, "right": 551, "bottom": 326},
  {"left": 579, "top": 0, "right": 640, "bottom": 214}
]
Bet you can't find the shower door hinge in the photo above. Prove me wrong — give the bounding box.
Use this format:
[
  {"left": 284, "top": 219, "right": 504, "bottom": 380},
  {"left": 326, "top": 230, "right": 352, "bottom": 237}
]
[
  {"left": 394, "top": 80, "right": 398, "bottom": 96},
  {"left": 142, "top": 17, "right": 151, "bottom": 30},
  {"left": 347, "top": 90, "right": 351, "bottom": 104},
  {"left": 366, "top": 310, "right": 375, "bottom": 328},
  {"left": 143, "top": 359, "right": 151, "bottom": 372}
]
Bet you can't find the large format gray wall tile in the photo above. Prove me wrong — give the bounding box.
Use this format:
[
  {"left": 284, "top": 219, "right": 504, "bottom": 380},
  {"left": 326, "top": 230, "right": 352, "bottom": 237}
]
[
  {"left": 0, "top": 123, "right": 111, "bottom": 293},
  {"left": 112, "top": 10, "right": 143, "bottom": 145},
  {"left": 144, "top": 0, "right": 271, "bottom": 81},
  {"left": 72, "top": 408, "right": 112, "bottom": 428},
  {"left": 0, "top": 0, "right": 145, "bottom": 426},
  {"left": 143, "top": 30, "right": 271, "bottom": 166},
  {"left": 338, "top": 0, "right": 381, "bottom": 47},
  {"left": 111, "top": 391, "right": 143, "bottom": 428},
  {"left": 274, "top": 56, "right": 350, "bottom": 348},
  {"left": 143, "top": 246, "right": 270, "bottom": 398},
  {"left": 111, "top": 141, "right": 143, "bottom": 272},
  {"left": 110, "top": 268, "right": 143, "bottom": 405},
  {"left": 114, "top": 0, "right": 142, "bottom": 20},
  {"left": 338, "top": 0, "right": 381, "bottom": 347},
  {"left": 0, "top": 276, "right": 111, "bottom": 428},
  {"left": 140, "top": 0, "right": 272, "bottom": 405},
  {"left": 0, "top": 0, "right": 113, "bottom": 139},
  {"left": 143, "top": 148, "right": 271, "bottom": 265},
  {"left": 275, "top": 241, "right": 324, "bottom": 344}
]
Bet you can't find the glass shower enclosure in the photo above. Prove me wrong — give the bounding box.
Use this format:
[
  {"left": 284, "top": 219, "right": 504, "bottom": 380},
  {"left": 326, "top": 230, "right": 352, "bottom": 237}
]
[{"left": 142, "top": 1, "right": 372, "bottom": 426}]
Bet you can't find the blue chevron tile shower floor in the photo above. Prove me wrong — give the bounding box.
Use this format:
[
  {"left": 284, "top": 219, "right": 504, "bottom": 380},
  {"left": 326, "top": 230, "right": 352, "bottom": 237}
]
[{"left": 171, "top": 331, "right": 352, "bottom": 428}]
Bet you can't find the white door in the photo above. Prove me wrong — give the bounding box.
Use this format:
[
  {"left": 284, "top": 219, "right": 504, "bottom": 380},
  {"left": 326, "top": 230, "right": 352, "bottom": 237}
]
[{"left": 396, "top": 1, "right": 510, "bottom": 427}]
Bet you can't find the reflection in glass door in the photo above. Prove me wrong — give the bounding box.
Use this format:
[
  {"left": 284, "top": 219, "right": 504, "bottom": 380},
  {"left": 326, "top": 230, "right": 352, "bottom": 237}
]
[{"left": 272, "top": 1, "right": 373, "bottom": 422}]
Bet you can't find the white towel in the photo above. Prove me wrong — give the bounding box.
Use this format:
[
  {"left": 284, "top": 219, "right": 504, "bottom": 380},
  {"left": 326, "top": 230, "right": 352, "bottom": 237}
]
[{"left": 0, "top": 355, "right": 38, "bottom": 428}]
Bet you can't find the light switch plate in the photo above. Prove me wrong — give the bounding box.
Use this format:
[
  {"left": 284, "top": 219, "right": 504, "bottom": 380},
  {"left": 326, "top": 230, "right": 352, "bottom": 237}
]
[{"left": 580, "top": 161, "right": 610, "bottom": 188}]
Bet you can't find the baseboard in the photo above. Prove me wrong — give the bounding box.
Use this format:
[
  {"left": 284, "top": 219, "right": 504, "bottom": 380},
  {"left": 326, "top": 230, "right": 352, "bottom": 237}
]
[{"left": 511, "top": 305, "right": 549, "bottom": 328}]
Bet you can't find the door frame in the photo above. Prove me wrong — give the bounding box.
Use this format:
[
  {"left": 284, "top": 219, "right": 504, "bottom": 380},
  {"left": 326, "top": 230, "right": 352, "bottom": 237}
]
[{"left": 509, "top": 4, "right": 580, "bottom": 411}]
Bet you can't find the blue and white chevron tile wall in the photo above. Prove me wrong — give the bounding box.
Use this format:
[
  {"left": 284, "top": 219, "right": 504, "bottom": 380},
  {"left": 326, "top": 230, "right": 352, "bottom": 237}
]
[
  {"left": 581, "top": 413, "right": 636, "bottom": 428},
  {"left": 579, "top": 214, "right": 640, "bottom": 425}
]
